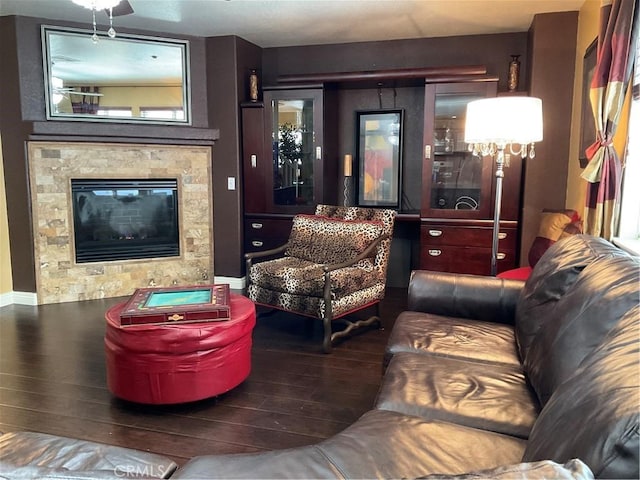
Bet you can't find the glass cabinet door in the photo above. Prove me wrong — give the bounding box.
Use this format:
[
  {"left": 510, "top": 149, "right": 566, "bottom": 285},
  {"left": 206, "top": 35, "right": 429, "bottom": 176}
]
[
  {"left": 264, "top": 89, "right": 323, "bottom": 212},
  {"left": 421, "top": 82, "right": 497, "bottom": 218}
]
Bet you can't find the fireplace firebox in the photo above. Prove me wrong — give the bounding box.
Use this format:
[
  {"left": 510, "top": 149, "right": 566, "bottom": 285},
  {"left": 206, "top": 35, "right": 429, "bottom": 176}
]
[{"left": 71, "top": 179, "right": 180, "bottom": 263}]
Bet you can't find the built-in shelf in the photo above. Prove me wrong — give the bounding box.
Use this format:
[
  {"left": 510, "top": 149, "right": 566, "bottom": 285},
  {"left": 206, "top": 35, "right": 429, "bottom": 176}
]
[{"left": 277, "top": 65, "right": 493, "bottom": 89}]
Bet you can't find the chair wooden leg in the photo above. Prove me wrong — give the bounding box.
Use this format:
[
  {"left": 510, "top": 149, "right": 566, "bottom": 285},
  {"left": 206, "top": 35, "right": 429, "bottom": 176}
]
[
  {"left": 322, "top": 271, "right": 333, "bottom": 353},
  {"left": 329, "top": 302, "right": 382, "bottom": 349},
  {"left": 322, "top": 314, "right": 333, "bottom": 354}
]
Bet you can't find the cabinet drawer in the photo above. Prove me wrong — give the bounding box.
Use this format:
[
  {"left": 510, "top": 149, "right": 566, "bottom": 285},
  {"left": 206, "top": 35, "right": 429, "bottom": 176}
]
[
  {"left": 421, "top": 225, "right": 517, "bottom": 250},
  {"left": 419, "top": 246, "right": 517, "bottom": 275},
  {"left": 244, "top": 217, "right": 292, "bottom": 253}
]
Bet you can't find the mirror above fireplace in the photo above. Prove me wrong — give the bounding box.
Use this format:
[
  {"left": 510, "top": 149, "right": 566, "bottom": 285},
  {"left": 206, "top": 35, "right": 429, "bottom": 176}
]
[{"left": 42, "top": 26, "right": 191, "bottom": 124}]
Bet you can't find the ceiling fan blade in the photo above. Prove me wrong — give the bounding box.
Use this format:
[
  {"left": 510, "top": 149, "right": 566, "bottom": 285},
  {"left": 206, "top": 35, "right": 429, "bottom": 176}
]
[{"left": 108, "top": 0, "right": 134, "bottom": 17}]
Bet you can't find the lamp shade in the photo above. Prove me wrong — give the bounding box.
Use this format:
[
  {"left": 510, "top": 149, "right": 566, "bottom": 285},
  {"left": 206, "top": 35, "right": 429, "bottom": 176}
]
[
  {"left": 465, "top": 96, "right": 543, "bottom": 145},
  {"left": 71, "top": 0, "right": 121, "bottom": 9}
]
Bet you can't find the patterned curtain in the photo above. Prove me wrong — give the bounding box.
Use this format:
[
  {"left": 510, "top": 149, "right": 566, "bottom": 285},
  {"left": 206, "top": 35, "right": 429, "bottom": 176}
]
[{"left": 581, "top": 0, "right": 638, "bottom": 238}]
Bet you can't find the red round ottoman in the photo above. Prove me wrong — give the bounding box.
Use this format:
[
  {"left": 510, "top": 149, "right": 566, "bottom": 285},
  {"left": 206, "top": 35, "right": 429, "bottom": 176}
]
[{"left": 104, "top": 293, "right": 255, "bottom": 404}]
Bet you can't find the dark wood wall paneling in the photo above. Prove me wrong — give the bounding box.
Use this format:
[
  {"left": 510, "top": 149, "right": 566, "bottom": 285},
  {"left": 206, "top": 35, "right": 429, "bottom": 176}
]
[
  {"left": 0, "top": 17, "right": 36, "bottom": 292},
  {"left": 262, "top": 33, "right": 529, "bottom": 92},
  {"left": 206, "top": 36, "right": 262, "bottom": 278},
  {"left": 520, "top": 12, "right": 578, "bottom": 264}
]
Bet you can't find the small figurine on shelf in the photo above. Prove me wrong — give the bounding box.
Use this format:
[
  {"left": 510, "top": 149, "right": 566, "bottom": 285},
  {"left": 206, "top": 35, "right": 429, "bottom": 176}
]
[
  {"left": 249, "top": 69, "right": 259, "bottom": 102},
  {"left": 508, "top": 55, "right": 521, "bottom": 92}
]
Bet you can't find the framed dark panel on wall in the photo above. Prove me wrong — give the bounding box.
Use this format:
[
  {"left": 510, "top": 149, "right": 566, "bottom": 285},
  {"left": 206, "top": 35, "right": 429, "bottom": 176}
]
[
  {"left": 579, "top": 38, "right": 598, "bottom": 169},
  {"left": 355, "top": 109, "right": 403, "bottom": 207}
]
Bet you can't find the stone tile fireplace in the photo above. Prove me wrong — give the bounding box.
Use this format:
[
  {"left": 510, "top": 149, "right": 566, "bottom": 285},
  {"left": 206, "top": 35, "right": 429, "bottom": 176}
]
[{"left": 28, "top": 141, "right": 214, "bottom": 304}]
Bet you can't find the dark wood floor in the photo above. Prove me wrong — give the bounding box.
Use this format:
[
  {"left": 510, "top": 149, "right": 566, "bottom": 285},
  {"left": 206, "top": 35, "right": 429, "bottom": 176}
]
[{"left": 0, "top": 288, "right": 407, "bottom": 466}]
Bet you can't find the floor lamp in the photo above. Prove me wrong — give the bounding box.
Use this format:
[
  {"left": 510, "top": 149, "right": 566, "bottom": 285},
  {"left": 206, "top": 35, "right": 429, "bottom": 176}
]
[{"left": 464, "top": 96, "right": 543, "bottom": 276}]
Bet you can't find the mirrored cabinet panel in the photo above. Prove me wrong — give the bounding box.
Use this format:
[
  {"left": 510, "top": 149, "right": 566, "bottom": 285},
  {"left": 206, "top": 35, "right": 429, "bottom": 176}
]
[
  {"left": 270, "top": 96, "right": 317, "bottom": 207},
  {"left": 241, "top": 86, "right": 337, "bottom": 257},
  {"left": 262, "top": 87, "right": 336, "bottom": 214},
  {"left": 421, "top": 82, "right": 496, "bottom": 218},
  {"left": 419, "top": 81, "right": 524, "bottom": 275}
]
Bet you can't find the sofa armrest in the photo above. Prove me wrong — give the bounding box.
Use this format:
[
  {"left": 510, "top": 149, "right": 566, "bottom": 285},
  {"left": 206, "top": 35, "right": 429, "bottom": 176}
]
[{"left": 407, "top": 270, "right": 524, "bottom": 324}]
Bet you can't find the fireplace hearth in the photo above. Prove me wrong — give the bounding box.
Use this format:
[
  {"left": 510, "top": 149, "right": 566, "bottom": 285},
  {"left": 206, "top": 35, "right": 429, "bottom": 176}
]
[{"left": 71, "top": 179, "right": 180, "bottom": 263}]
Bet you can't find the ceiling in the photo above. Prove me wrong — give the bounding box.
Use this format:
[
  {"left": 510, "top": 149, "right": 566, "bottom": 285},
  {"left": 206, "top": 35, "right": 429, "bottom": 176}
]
[{"left": 1, "top": 0, "right": 586, "bottom": 48}]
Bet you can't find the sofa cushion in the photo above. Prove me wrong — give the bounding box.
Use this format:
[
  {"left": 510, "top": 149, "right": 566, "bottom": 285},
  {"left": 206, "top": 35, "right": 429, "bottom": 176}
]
[
  {"left": 376, "top": 352, "right": 539, "bottom": 438},
  {"left": 514, "top": 235, "right": 626, "bottom": 361},
  {"left": 0, "top": 463, "right": 161, "bottom": 479},
  {"left": 523, "top": 305, "right": 640, "bottom": 479},
  {"left": 172, "top": 444, "right": 340, "bottom": 479},
  {"left": 0, "top": 431, "right": 177, "bottom": 478},
  {"left": 174, "top": 410, "right": 527, "bottom": 479},
  {"left": 420, "top": 459, "right": 593, "bottom": 479},
  {"left": 249, "top": 256, "right": 377, "bottom": 297},
  {"left": 285, "top": 214, "right": 383, "bottom": 264},
  {"left": 318, "top": 410, "right": 526, "bottom": 479},
  {"left": 524, "top": 254, "right": 640, "bottom": 406},
  {"left": 384, "top": 311, "right": 520, "bottom": 368}
]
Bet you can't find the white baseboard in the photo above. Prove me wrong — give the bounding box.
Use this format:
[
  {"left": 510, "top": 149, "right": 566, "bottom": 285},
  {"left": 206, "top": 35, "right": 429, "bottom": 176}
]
[
  {"left": 0, "top": 291, "right": 38, "bottom": 307},
  {"left": 214, "top": 276, "right": 246, "bottom": 291}
]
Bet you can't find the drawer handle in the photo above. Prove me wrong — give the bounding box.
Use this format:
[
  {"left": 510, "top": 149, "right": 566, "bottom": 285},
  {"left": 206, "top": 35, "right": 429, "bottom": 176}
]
[
  {"left": 498, "top": 232, "right": 507, "bottom": 240},
  {"left": 496, "top": 253, "right": 506, "bottom": 260},
  {"left": 428, "top": 229, "right": 443, "bottom": 237},
  {"left": 252, "top": 241, "right": 264, "bottom": 247},
  {"left": 428, "top": 249, "right": 442, "bottom": 257},
  {"left": 251, "top": 223, "right": 263, "bottom": 229}
]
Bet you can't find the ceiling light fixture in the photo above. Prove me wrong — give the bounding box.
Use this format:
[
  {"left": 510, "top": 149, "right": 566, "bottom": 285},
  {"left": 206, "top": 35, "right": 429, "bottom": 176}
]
[{"left": 71, "top": 0, "right": 121, "bottom": 43}]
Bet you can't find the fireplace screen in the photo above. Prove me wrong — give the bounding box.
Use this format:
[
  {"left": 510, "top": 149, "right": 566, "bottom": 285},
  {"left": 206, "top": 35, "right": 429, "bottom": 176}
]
[{"left": 71, "top": 179, "right": 180, "bottom": 263}]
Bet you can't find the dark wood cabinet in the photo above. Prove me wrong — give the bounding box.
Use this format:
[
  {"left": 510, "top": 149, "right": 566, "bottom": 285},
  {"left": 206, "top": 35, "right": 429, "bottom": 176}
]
[
  {"left": 261, "top": 87, "right": 338, "bottom": 214},
  {"left": 244, "top": 216, "right": 293, "bottom": 254},
  {"left": 241, "top": 86, "right": 338, "bottom": 257},
  {"left": 421, "top": 82, "right": 498, "bottom": 219},
  {"left": 420, "top": 81, "right": 524, "bottom": 274},
  {"left": 240, "top": 72, "right": 525, "bottom": 277},
  {"left": 419, "top": 222, "right": 518, "bottom": 275}
]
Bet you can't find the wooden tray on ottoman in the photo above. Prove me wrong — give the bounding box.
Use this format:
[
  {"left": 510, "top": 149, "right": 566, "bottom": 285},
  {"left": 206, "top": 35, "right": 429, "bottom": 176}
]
[{"left": 119, "top": 284, "right": 231, "bottom": 327}]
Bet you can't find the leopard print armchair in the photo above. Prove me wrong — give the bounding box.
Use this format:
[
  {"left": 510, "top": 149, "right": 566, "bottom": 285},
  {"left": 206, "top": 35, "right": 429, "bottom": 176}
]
[{"left": 245, "top": 205, "right": 396, "bottom": 353}]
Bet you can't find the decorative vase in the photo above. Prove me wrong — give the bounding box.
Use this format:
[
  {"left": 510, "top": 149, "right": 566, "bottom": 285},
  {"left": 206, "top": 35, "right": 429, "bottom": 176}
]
[
  {"left": 249, "top": 69, "right": 259, "bottom": 102},
  {"left": 508, "top": 55, "right": 521, "bottom": 92}
]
